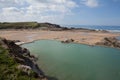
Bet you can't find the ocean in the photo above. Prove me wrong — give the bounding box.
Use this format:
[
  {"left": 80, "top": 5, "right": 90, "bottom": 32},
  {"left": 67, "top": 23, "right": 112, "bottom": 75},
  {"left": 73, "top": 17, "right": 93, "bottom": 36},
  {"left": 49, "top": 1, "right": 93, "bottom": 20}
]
[{"left": 61, "top": 25, "right": 120, "bottom": 32}]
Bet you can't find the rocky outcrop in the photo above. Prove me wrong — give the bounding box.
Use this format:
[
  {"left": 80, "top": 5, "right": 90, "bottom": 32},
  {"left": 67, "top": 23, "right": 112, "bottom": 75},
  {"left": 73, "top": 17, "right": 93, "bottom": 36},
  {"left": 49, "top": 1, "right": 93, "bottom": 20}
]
[
  {"left": 17, "top": 65, "right": 32, "bottom": 75},
  {"left": 95, "top": 37, "right": 120, "bottom": 48},
  {"left": 61, "top": 39, "right": 74, "bottom": 43},
  {"left": 0, "top": 38, "right": 48, "bottom": 80}
]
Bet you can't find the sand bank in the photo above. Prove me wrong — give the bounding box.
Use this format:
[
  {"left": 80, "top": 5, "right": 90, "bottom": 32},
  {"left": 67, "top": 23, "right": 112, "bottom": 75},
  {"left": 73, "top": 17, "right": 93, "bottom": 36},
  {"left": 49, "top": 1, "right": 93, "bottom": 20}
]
[{"left": 0, "top": 30, "right": 120, "bottom": 45}]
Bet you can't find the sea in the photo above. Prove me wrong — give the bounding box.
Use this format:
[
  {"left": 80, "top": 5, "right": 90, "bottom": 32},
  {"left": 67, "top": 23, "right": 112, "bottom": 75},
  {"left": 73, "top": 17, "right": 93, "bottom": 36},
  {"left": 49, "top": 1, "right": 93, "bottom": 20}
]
[{"left": 61, "top": 25, "right": 120, "bottom": 33}]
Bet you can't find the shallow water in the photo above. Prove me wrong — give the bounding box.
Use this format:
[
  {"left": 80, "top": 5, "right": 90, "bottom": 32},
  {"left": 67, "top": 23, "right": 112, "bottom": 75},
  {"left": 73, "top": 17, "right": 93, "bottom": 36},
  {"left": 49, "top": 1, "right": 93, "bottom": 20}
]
[{"left": 22, "top": 40, "right": 120, "bottom": 80}]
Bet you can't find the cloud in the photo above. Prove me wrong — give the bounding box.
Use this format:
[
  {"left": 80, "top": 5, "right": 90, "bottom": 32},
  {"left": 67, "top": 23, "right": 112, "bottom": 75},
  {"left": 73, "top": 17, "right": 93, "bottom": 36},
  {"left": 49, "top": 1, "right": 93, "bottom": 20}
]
[
  {"left": 0, "top": 0, "right": 77, "bottom": 23},
  {"left": 81, "top": 0, "right": 99, "bottom": 8}
]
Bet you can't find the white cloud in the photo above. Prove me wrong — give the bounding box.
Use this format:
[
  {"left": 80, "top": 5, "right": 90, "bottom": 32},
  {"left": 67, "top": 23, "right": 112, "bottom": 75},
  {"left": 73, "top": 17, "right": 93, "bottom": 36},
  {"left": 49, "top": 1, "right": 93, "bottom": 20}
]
[
  {"left": 81, "top": 0, "right": 99, "bottom": 8},
  {"left": 0, "top": 0, "right": 77, "bottom": 23},
  {"left": 0, "top": 0, "right": 26, "bottom": 8}
]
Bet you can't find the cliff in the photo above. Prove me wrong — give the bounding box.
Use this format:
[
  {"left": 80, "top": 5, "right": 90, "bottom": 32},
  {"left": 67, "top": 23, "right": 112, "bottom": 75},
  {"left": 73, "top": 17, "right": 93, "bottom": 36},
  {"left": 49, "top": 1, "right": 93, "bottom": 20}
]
[{"left": 0, "top": 38, "right": 48, "bottom": 80}]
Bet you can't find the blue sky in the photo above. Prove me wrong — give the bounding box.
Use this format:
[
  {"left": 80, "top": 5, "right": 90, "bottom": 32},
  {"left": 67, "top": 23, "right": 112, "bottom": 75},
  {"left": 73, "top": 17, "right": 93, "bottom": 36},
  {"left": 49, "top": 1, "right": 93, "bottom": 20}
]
[{"left": 0, "top": 0, "right": 120, "bottom": 25}]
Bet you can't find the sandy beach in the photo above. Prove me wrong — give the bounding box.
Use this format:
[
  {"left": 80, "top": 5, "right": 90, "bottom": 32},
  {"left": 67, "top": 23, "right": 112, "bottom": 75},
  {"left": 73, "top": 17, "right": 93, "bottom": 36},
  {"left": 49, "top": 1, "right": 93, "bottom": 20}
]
[{"left": 0, "top": 30, "right": 120, "bottom": 45}]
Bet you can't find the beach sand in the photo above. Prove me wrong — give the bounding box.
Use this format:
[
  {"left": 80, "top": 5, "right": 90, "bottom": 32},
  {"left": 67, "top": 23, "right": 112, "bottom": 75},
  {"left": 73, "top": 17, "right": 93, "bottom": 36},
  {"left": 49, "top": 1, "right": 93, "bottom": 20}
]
[{"left": 0, "top": 30, "right": 120, "bottom": 45}]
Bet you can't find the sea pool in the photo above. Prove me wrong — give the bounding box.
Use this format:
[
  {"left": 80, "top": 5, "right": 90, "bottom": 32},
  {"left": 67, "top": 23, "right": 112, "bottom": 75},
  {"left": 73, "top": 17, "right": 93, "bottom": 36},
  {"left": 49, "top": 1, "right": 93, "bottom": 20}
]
[{"left": 22, "top": 40, "right": 120, "bottom": 80}]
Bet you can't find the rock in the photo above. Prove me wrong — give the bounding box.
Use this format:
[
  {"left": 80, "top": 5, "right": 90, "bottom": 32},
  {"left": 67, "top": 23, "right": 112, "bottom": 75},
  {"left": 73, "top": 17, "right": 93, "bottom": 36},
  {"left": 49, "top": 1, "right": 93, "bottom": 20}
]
[
  {"left": 22, "top": 48, "right": 30, "bottom": 56},
  {"left": 0, "top": 38, "right": 48, "bottom": 80},
  {"left": 30, "top": 54, "right": 38, "bottom": 61},
  {"left": 61, "top": 39, "right": 74, "bottom": 43},
  {"left": 13, "top": 40, "right": 21, "bottom": 43},
  {"left": 17, "top": 65, "right": 32, "bottom": 75},
  {"left": 15, "top": 42, "right": 25, "bottom": 45},
  {"left": 14, "top": 56, "right": 25, "bottom": 64},
  {"left": 96, "top": 37, "right": 120, "bottom": 48}
]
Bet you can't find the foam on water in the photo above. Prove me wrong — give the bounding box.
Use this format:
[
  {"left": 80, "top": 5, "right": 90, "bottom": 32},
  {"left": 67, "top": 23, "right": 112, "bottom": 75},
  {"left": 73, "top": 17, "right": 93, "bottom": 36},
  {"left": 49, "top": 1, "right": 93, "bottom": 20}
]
[{"left": 62, "top": 25, "right": 120, "bottom": 32}]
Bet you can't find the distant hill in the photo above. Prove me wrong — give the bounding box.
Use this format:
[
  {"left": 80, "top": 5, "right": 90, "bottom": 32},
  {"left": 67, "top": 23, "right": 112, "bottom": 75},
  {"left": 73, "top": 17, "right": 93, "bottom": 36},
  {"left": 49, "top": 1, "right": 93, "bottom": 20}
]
[
  {"left": 0, "top": 22, "right": 67, "bottom": 30},
  {"left": 0, "top": 22, "right": 107, "bottom": 32}
]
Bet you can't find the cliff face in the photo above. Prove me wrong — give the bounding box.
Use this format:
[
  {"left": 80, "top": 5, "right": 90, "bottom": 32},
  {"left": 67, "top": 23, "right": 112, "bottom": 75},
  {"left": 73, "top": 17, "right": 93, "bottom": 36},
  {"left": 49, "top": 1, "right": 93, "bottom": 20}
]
[
  {"left": 0, "top": 38, "right": 48, "bottom": 80},
  {"left": 95, "top": 37, "right": 120, "bottom": 49}
]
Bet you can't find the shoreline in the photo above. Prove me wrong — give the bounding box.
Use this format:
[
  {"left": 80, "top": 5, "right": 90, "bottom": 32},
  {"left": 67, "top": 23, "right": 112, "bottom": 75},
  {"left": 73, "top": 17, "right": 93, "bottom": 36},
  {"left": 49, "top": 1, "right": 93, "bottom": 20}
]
[
  {"left": 0, "top": 30, "right": 120, "bottom": 49},
  {"left": 20, "top": 38, "right": 120, "bottom": 50}
]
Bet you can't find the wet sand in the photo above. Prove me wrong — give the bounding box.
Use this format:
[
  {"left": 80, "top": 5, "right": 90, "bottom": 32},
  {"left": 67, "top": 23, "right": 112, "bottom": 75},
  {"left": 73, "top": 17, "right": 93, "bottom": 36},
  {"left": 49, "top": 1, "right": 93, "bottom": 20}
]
[{"left": 0, "top": 30, "right": 120, "bottom": 45}]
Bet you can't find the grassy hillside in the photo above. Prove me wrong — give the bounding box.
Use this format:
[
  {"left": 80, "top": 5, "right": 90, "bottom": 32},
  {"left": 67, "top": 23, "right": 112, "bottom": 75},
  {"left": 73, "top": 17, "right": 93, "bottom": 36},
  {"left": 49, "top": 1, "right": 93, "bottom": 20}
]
[
  {"left": 0, "top": 22, "right": 61, "bottom": 29},
  {"left": 0, "top": 22, "right": 39, "bottom": 29},
  {"left": 0, "top": 45, "right": 38, "bottom": 80}
]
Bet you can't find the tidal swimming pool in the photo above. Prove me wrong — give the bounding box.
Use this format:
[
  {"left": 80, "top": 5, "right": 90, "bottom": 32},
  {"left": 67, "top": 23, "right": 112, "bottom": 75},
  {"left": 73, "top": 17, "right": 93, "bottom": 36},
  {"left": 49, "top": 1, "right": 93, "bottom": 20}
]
[{"left": 22, "top": 40, "right": 120, "bottom": 80}]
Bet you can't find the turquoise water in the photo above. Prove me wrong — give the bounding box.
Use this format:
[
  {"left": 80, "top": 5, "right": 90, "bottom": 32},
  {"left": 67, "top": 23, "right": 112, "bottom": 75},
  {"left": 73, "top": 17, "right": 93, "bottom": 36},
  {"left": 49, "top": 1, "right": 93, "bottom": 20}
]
[{"left": 22, "top": 40, "right": 120, "bottom": 80}]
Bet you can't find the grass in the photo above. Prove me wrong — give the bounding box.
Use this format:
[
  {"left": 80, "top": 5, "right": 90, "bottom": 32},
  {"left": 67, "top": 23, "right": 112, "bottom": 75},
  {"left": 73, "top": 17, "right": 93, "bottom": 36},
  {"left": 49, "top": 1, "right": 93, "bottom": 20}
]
[
  {"left": 0, "top": 22, "right": 61, "bottom": 29},
  {"left": 0, "top": 46, "right": 38, "bottom": 80},
  {"left": 0, "top": 22, "right": 39, "bottom": 29}
]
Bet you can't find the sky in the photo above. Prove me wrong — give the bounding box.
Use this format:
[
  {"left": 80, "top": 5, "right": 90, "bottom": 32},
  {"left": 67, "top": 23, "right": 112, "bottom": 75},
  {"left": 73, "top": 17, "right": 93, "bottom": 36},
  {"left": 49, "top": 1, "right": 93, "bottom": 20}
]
[{"left": 0, "top": 0, "right": 120, "bottom": 25}]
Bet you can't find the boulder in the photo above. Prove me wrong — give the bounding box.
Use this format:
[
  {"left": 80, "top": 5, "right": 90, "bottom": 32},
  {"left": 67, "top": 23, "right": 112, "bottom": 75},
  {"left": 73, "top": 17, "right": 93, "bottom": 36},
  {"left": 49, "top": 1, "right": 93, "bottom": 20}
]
[
  {"left": 61, "top": 39, "right": 74, "bottom": 43},
  {"left": 96, "top": 37, "right": 120, "bottom": 48}
]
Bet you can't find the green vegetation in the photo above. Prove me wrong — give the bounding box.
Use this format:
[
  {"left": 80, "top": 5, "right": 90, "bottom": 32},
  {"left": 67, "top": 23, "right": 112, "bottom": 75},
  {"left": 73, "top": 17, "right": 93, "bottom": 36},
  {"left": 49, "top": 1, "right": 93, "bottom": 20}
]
[
  {"left": 0, "top": 22, "right": 61, "bottom": 29},
  {"left": 0, "top": 22, "right": 40, "bottom": 29},
  {"left": 0, "top": 45, "right": 37, "bottom": 80}
]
